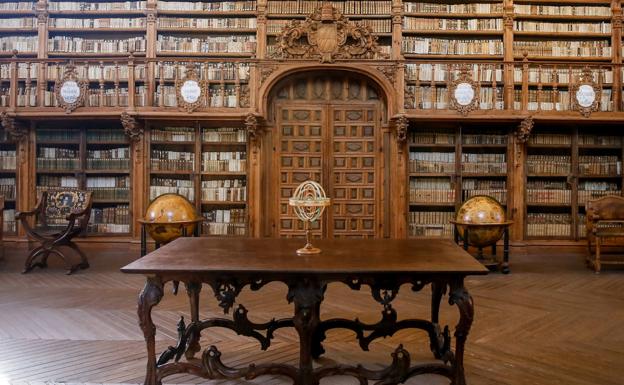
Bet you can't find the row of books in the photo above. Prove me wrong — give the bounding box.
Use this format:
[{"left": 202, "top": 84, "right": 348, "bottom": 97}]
[
  {"left": 201, "top": 179, "right": 246, "bottom": 202},
  {"left": 512, "top": 68, "right": 612, "bottom": 85},
  {"left": 463, "top": 179, "right": 505, "bottom": 190},
  {"left": 527, "top": 189, "right": 571, "bottom": 205},
  {"left": 402, "top": 38, "right": 503, "bottom": 55},
  {"left": 513, "top": 41, "right": 611, "bottom": 58},
  {"left": 404, "top": 2, "right": 502, "bottom": 14},
  {"left": 0, "top": 178, "right": 15, "bottom": 200},
  {"left": 150, "top": 177, "right": 194, "bottom": 200},
  {"left": 152, "top": 127, "right": 194, "bottom": 142},
  {"left": 203, "top": 222, "right": 246, "bottom": 236},
  {"left": 462, "top": 153, "right": 505, "bottom": 163},
  {"left": 528, "top": 134, "right": 571, "bottom": 146},
  {"left": 409, "top": 152, "right": 455, "bottom": 174},
  {"left": 463, "top": 189, "right": 506, "bottom": 205},
  {"left": 203, "top": 128, "right": 246, "bottom": 143},
  {"left": 157, "top": 1, "right": 256, "bottom": 12},
  {"left": 44, "top": 89, "right": 131, "bottom": 109},
  {"left": 202, "top": 208, "right": 246, "bottom": 235},
  {"left": 48, "top": 1, "right": 146, "bottom": 11},
  {"left": 514, "top": 5, "right": 610, "bottom": 17},
  {"left": 89, "top": 205, "right": 130, "bottom": 234},
  {"left": 579, "top": 190, "right": 621, "bottom": 205},
  {"left": 266, "top": 1, "right": 391, "bottom": 15},
  {"left": 49, "top": 18, "right": 146, "bottom": 29},
  {"left": 87, "top": 148, "right": 130, "bottom": 160},
  {"left": 47, "top": 64, "right": 145, "bottom": 82},
  {"left": 406, "top": 86, "right": 503, "bottom": 110},
  {"left": 406, "top": 63, "right": 503, "bottom": 83},
  {"left": 89, "top": 188, "right": 130, "bottom": 201},
  {"left": 463, "top": 134, "right": 507, "bottom": 145},
  {"left": 158, "top": 62, "right": 249, "bottom": 81},
  {"left": 154, "top": 85, "right": 240, "bottom": 108},
  {"left": 578, "top": 135, "right": 621, "bottom": 146},
  {"left": 151, "top": 153, "right": 195, "bottom": 171},
  {"left": 48, "top": 37, "right": 147, "bottom": 54},
  {"left": 404, "top": 18, "right": 502, "bottom": 32},
  {"left": 526, "top": 213, "right": 572, "bottom": 237},
  {"left": 513, "top": 90, "right": 612, "bottom": 112},
  {"left": 86, "top": 158, "right": 130, "bottom": 170},
  {"left": 0, "top": 36, "right": 38, "bottom": 53},
  {"left": 462, "top": 162, "right": 506, "bottom": 174},
  {"left": 527, "top": 155, "right": 571, "bottom": 175},
  {"left": 158, "top": 17, "right": 257, "bottom": 29},
  {"left": 156, "top": 35, "right": 256, "bottom": 53},
  {"left": 514, "top": 21, "right": 611, "bottom": 34},
  {"left": 86, "top": 175, "right": 130, "bottom": 189},
  {"left": 38, "top": 146, "right": 77, "bottom": 159},
  {"left": 0, "top": 151, "right": 16, "bottom": 170},
  {"left": 578, "top": 156, "right": 621, "bottom": 176},
  {"left": 2, "top": 209, "right": 16, "bottom": 234},
  {"left": 0, "top": 2, "right": 33, "bottom": 11},
  {"left": 408, "top": 211, "right": 455, "bottom": 238},
  {"left": 37, "top": 175, "right": 79, "bottom": 188},
  {"left": 1, "top": 18, "right": 36, "bottom": 28},
  {"left": 410, "top": 189, "right": 455, "bottom": 204},
  {"left": 87, "top": 130, "right": 127, "bottom": 142},
  {"left": 201, "top": 152, "right": 246, "bottom": 173},
  {"left": 37, "top": 129, "right": 79, "bottom": 142},
  {"left": 410, "top": 177, "right": 452, "bottom": 190},
  {"left": 409, "top": 131, "right": 455, "bottom": 145}
]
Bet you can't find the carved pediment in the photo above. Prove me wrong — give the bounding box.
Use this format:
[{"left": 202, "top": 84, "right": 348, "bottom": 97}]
[{"left": 272, "top": 3, "right": 387, "bottom": 63}]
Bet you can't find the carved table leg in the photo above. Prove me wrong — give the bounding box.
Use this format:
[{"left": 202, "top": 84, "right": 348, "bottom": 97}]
[
  {"left": 289, "top": 278, "right": 323, "bottom": 385},
  {"left": 138, "top": 276, "right": 164, "bottom": 385},
  {"left": 449, "top": 278, "right": 474, "bottom": 385},
  {"left": 185, "top": 281, "right": 202, "bottom": 360},
  {"left": 431, "top": 281, "right": 444, "bottom": 325}
]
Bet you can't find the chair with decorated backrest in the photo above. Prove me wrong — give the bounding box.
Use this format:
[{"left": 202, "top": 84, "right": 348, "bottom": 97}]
[
  {"left": 17, "top": 190, "right": 93, "bottom": 274},
  {"left": 586, "top": 195, "right": 624, "bottom": 273}
]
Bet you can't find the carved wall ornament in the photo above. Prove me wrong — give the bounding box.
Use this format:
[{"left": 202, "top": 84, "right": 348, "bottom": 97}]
[
  {"left": 515, "top": 116, "right": 534, "bottom": 144},
  {"left": 376, "top": 65, "right": 396, "bottom": 84},
  {"left": 260, "top": 64, "right": 277, "bottom": 85},
  {"left": 404, "top": 85, "right": 415, "bottom": 109},
  {"left": 245, "top": 112, "right": 261, "bottom": 142},
  {"left": 239, "top": 85, "right": 250, "bottom": 108},
  {"left": 449, "top": 67, "right": 479, "bottom": 116},
  {"left": 120, "top": 111, "right": 144, "bottom": 142},
  {"left": 0, "top": 111, "right": 28, "bottom": 141},
  {"left": 272, "top": 3, "right": 387, "bottom": 63},
  {"left": 570, "top": 67, "right": 600, "bottom": 118},
  {"left": 391, "top": 114, "right": 408, "bottom": 152},
  {"left": 503, "top": 14, "right": 514, "bottom": 29},
  {"left": 54, "top": 64, "right": 88, "bottom": 114},
  {"left": 176, "top": 64, "right": 206, "bottom": 113}
]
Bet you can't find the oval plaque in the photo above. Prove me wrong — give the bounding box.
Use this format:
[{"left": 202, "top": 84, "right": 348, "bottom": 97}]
[
  {"left": 60, "top": 80, "right": 81, "bottom": 104},
  {"left": 454, "top": 82, "right": 475, "bottom": 106},
  {"left": 180, "top": 80, "right": 201, "bottom": 103},
  {"left": 576, "top": 84, "right": 596, "bottom": 108}
]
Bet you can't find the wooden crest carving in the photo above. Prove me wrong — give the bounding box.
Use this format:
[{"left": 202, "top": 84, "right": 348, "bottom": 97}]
[
  {"left": 449, "top": 66, "right": 479, "bottom": 116},
  {"left": 54, "top": 64, "right": 87, "bottom": 113},
  {"left": 404, "top": 86, "right": 415, "bottom": 109},
  {"left": 245, "top": 112, "right": 260, "bottom": 142},
  {"left": 571, "top": 67, "right": 600, "bottom": 118},
  {"left": 272, "top": 3, "right": 386, "bottom": 63},
  {"left": 120, "top": 111, "right": 144, "bottom": 142},
  {"left": 176, "top": 64, "right": 205, "bottom": 113},
  {"left": 376, "top": 65, "right": 396, "bottom": 83},
  {"left": 1, "top": 111, "right": 28, "bottom": 141}
]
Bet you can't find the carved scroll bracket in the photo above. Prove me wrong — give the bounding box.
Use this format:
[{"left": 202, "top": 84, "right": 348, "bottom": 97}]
[
  {"left": 1, "top": 112, "right": 28, "bottom": 142},
  {"left": 514, "top": 116, "right": 533, "bottom": 167},
  {"left": 120, "top": 111, "right": 144, "bottom": 142},
  {"left": 390, "top": 114, "right": 408, "bottom": 153}
]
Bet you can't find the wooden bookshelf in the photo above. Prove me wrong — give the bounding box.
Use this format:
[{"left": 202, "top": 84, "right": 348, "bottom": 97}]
[
  {"left": 147, "top": 122, "right": 248, "bottom": 237},
  {"left": 0, "top": 127, "right": 16, "bottom": 236},
  {"left": 34, "top": 123, "right": 132, "bottom": 236}
]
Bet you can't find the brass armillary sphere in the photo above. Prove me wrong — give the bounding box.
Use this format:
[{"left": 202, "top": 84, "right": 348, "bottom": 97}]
[{"left": 288, "top": 180, "right": 331, "bottom": 255}]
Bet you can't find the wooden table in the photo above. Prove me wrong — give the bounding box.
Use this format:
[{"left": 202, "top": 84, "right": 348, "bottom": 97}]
[{"left": 121, "top": 238, "right": 488, "bottom": 385}]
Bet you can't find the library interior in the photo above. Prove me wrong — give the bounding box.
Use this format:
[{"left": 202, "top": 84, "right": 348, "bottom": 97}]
[{"left": 0, "top": 0, "right": 623, "bottom": 384}]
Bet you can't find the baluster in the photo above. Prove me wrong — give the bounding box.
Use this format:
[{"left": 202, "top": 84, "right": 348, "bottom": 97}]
[
  {"left": 475, "top": 64, "right": 482, "bottom": 109},
  {"left": 552, "top": 66, "right": 559, "bottom": 111},
  {"left": 536, "top": 65, "right": 542, "bottom": 111},
  {"left": 568, "top": 64, "right": 573, "bottom": 111},
  {"left": 114, "top": 61, "right": 120, "bottom": 107},
  {"left": 414, "top": 65, "right": 421, "bottom": 109},
  {"left": 25, "top": 62, "right": 33, "bottom": 107},
  {"left": 220, "top": 64, "right": 226, "bottom": 108},
  {"left": 491, "top": 64, "right": 498, "bottom": 110},
  {"left": 158, "top": 62, "right": 165, "bottom": 108},
  {"left": 204, "top": 63, "right": 210, "bottom": 109},
  {"left": 598, "top": 66, "right": 604, "bottom": 111},
  {"left": 127, "top": 52, "right": 136, "bottom": 108},
  {"left": 174, "top": 62, "right": 180, "bottom": 107},
  {"left": 521, "top": 53, "right": 529, "bottom": 111},
  {"left": 99, "top": 61, "right": 105, "bottom": 107},
  {"left": 235, "top": 62, "right": 241, "bottom": 108}
]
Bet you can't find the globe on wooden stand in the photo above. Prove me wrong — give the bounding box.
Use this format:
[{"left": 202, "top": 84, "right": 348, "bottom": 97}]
[
  {"left": 450, "top": 195, "right": 513, "bottom": 273},
  {"left": 288, "top": 181, "right": 331, "bottom": 255}
]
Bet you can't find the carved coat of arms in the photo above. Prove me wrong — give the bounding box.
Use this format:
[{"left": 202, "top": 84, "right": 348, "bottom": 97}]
[{"left": 273, "top": 3, "right": 386, "bottom": 63}]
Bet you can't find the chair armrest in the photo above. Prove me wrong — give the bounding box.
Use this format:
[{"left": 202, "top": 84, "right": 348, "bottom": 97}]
[{"left": 15, "top": 208, "right": 40, "bottom": 220}]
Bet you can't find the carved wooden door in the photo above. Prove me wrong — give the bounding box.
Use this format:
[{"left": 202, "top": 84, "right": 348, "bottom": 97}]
[{"left": 272, "top": 75, "right": 384, "bottom": 238}]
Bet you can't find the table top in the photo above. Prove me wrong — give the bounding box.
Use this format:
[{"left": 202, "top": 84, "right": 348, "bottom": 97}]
[{"left": 121, "top": 238, "right": 488, "bottom": 276}]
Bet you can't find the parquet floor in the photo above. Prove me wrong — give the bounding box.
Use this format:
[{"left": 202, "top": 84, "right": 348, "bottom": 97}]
[{"left": 0, "top": 242, "right": 623, "bottom": 385}]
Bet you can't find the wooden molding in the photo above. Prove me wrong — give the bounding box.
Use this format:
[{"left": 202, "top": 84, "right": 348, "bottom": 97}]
[{"left": 271, "top": 3, "right": 387, "bottom": 63}]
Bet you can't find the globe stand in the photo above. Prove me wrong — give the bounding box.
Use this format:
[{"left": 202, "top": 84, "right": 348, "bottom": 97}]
[
  {"left": 297, "top": 221, "right": 321, "bottom": 255},
  {"left": 453, "top": 223, "right": 512, "bottom": 274}
]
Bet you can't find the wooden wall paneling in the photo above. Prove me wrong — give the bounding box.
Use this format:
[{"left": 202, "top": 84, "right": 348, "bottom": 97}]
[
  {"left": 612, "top": 0, "right": 623, "bottom": 110},
  {"left": 512, "top": 131, "right": 527, "bottom": 242},
  {"left": 257, "top": 0, "right": 267, "bottom": 59}
]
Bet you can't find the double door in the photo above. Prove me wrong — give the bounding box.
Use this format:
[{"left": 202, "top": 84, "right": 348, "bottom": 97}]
[{"left": 272, "top": 102, "right": 383, "bottom": 238}]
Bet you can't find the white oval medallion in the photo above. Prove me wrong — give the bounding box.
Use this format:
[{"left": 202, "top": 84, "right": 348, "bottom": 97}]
[
  {"left": 454, "top": 82, "right": 475, "bottom": 106},
  {"left": 60, "top": 80, "right": 81, "bottom": 104},
  {"left": 576, "top": 84, "right": 596, "bottom": 108},
  {"left": 181, "top": 80, "right": 201, "bottom": 103}
]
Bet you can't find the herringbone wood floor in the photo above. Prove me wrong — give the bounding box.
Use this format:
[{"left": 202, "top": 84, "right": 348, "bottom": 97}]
[{"left": 0, "top": 242, "right": 623, "bottom": 385}]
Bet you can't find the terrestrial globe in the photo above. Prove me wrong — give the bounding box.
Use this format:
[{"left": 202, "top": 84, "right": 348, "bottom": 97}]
[
  {"left": 452, "top": 195, "right": 511, "bottom": 248},
  {"left": 142, "top": 193, "right": 201, "bottom": 244}
]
